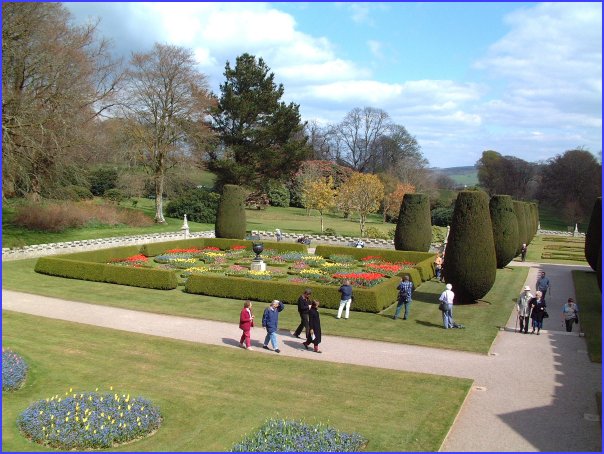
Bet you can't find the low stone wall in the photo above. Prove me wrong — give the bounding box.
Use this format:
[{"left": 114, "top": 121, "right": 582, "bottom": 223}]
[
  {"left": 538, "top": 229, "right": 585, "bottom": 237},
  {"left": 3, "top": 229, "right": 446, "bottom": 262}
]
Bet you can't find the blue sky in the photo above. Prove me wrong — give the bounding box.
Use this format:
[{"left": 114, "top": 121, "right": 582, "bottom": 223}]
[{"left": 65, "top": 2, "right": 602, "bottom": 168}]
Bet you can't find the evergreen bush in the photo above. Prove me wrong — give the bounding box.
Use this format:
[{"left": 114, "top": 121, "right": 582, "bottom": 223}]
[
  {"left": 89, "top": 167, "right": 119, "bottom": 196},
  {"left": 215, "top": 184, "right": 247, "bottom": 239},
  {"left": 431, "top": 207, "right": 454, "bottom": 227},
  {"left": 165, "top": 188, "right": 220, "bottom": 223},
  {"left": 265, "top": 181, "right": 290, "bottom": 207},
  {"left": 394, "top": 193, "right": 432, "bottom": 252},
  {"left": 522, "top": 203, "right": 532, "bottom": 243},
  {"left": 513, "top": 200, "right": 528, "bottom": 254},
  {"left": 489, "top": 195, "right": 519, "bottom": 268},
  {"left": 585, "top": 197, "right": 601, "bottom": 271},
  {"left": 443, "top": 191, "right": 497, "bottom": 303}
]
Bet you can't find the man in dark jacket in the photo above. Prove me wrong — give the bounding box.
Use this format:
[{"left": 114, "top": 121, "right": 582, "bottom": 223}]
[
  {"left": 536, "top": 271, "right": 551, "bottom": 302},
  {"left": 293, "top": 289, "right": 313, "bottom": 339},
  {"left": 262, "top": 300, "right": 284, "bottom": 353}
]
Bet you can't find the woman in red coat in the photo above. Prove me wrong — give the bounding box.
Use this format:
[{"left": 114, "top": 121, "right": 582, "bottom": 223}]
[{"left": 239, "top": 301, "right": 254, "bottom": 350}]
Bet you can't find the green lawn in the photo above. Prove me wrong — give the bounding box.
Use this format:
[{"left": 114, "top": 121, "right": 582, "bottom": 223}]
[
  {"left": 2, "top": 259, "right": 528, "bottom": 354},
  {"left": 571, "top": 270, "right": 602, "bottom": 363},
  {"left": 514, "top": 235, "right": 587, "bottom": 265},
  {"left": 2, "top": 311, "right": 472, "bottom": 452},
  {"left": 539, "top": 205, "right": 586, "bottom": 232}
]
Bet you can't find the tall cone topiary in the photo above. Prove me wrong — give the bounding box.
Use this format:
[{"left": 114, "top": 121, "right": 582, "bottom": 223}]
[
  {"left": 215, "top": 184, "right": 247, "bottom": 239},
  {"left": 489, "top": 195, "right": 519, "bottom": 268},
  {"left": 522, "top": 203, "right": 533, "bottom": 243},
  {"left": 443, "top": 191, "right": 497, "bottom": 304},
  {"left": 513, "top": 200, "right": 528, "bottom": 254},
  {"left": 394, "top": 193, "right": 432, "bottom": 252},
  {"left": 585, "top": 197, "right": 601, "bottom": 271}
]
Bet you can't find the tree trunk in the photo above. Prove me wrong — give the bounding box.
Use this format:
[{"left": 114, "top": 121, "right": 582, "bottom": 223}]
[
  {"left": 154, "top": 171, "right": 166, "bottom": 224},
  {"left": 320, "top": 212, "right": 324, "bottom": 232},
  {"left": 359, "top": 215, "right": 366, "bottom": 237}
]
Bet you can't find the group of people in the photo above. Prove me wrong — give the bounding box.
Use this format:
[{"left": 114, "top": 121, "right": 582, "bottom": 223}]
[{"left": 516, "top": 271, "right": 579, "bottom": 334}]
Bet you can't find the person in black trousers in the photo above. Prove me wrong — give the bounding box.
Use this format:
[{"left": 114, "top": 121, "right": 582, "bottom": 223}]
[
  {"left": 302, "top": 300, "right": 322, "bottom": 353},
  {"left": 293, "top": 289, "right": 313, "bottom": 339}
]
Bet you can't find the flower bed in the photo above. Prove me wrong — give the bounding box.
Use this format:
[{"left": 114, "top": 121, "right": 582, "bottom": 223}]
[
  {"left": 108, "top": 254, "right": 148, "bottom": 268},
  {"left": 2, "top": 347, "right": 28, "bottom": 391},
  {"left": 332, "top": 272, "right": 386, "bottom": 288},
  {"left": 18, "top": 388, "right": 162, "bottom": 450},
  {"left": 231, "top": 418, "right": 367, "bottom": 452}
]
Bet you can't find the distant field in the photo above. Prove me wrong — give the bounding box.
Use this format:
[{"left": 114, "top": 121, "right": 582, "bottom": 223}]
[{"left": 436, "top": 166, "right": 478, "bottom": 187}]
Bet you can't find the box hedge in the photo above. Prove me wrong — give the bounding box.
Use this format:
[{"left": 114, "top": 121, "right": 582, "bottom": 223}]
[
  {"left": 185, "top": 273, "right": 401, "bottom": 313},
  {"left": 59, "top": 246, "right": 143, "bottom": 263},
  {"left": 35, "top": 257, "right": 107, "bottom": 282}
]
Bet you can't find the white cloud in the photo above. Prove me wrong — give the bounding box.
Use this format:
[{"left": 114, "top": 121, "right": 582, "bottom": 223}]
[{"left": 367, "top": 40, "right": 383, "bottom": 59}]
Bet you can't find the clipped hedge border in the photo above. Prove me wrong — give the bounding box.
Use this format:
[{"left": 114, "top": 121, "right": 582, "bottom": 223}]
[
  {"left": 185, "top": 272, "right": 401, "bottom": 313},
  {"left": 139, "top": 238, "right": 307, "bottom": 257},
  {"left": 35, "top": 257, "right": 177, "bottom": 290},
  {"left": 314, "top": 245, "right": 435, "bottom": 282},
  {"left": 55, "top": 246, "right": 143, "bottom": 263}
]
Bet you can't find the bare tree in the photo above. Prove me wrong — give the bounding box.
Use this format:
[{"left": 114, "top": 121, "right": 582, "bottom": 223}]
[
  {"left": 335, "top": 107, "right": 390, "bottom": 171},
  {"left": 2, "top": 3, "right": 122, "bottom": 200},
  {"left": 121, "top": 43, "right": 213, "bottom": 223}
]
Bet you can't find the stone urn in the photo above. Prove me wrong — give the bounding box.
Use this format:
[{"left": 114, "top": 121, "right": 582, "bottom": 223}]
[{"left": 252, "top": 242, "right": 264, "bottom": 262}]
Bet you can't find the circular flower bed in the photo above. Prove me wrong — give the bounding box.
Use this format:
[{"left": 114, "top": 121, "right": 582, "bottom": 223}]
[
  {"left": 2, "top": 347, "right": 28, "bottom": 391},
  {"left": 231, "top": 418, "right": 367, "bottom": 452},
  {"left": 18, "top": 389, "right": 162, "bottom": 450}
]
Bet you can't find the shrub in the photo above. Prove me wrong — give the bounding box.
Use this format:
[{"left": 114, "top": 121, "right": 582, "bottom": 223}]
[
  {"left": 443, "top": 191, "right": 497, "bottom": 304},
  {"left": 513, "top": 200, "right": 528, "bottom": 254},
  {"left": 522, "top": 203, "right": 532, "bottom": 244},
  {"left": 394, "top": 193, "right": 432, "bottom": 252},
  {"left": 89, "top": 167, "right": 119, "bottom": 196},
  {"left": 17, "top": 389, "right": 162, "bottom": 450},
  {"left": 165, "top": 188, "right": 220, "bottom": 224},
  {"left": 323, "top": 227, "right": 337, "bottom": 236},
  {"left": 2, "top": 348, "right": 28, "bottom": 391},
  {"left": 52, "top": 185, "right": 94, "bottom": 201},
  {"left": 585, "top": 197, "right": 601, "bottom": 271},
  {"left": 265, "top": 181, "right": 290, "bottom": 207},
  {"left": 431, "top": 207, "right": 454, "bottom": 227},
  {"left": 215, "top": 184, "right": 247, "bottom": 239},
  {"left": 102, "top": 188, "right": 127, "bottom": 204},
  {"left": 364, "top": 226, "right": 388, "bottom": 239},
  {"left": 103, "top": 265, "right": 178, "bottom": 289},
  {"left": 231, "top": 418, "right": 367, "bottom": 452},
  {"left": 489, "top": 195, "right": 519, "bottom": 268}
]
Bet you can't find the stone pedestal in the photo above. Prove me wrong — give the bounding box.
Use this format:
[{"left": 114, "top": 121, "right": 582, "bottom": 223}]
[{"left": 250, "top": 260, "right": 266, "bottom": 271}]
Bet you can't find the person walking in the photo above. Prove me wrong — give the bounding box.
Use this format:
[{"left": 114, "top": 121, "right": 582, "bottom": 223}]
[
  {"left": 516, "top": 286, "right": 533, "bottom": 334},
  {"left": 293, "top": 289, "right": 313, "bottom": 338},
  {"left": 239, "top": 301, "right": 255, "bottom": 349},
  {"left": 529, "top": 291, "right": 547, "bottom": 335},
  {"left": 561, "top": 297, "right": 579, "bottom": 332},
  {"left": 303, "top": 300, "right": 322, "bottom": 353},
  {"left": 262, "top": 300, "right": 284, "bottom": 353},
  {"left": 434, "top": 254, "right": 443, "bottom": 280},
  {"left": 336, "top": 280, "right": 353, "bottom": 319},
  {"left": 394, "top": 275, "right": 414, "bottom": 320},
  {"left": 520, "top": 243, "right": 528, "bottom": 261},
  {"left": 275, "top": 228, "right": 282, "bottom": 242},
  {"left": 536, "top": 271, "right": 551, "bottom": 302},
  {"left": 439, "top": 283, "right": 455, "bottom": 329}
]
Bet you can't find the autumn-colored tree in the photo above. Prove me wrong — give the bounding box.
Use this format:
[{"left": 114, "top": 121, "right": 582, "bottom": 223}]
[
  {"left": 290, "top": 160, "right": 353, "bottom": 209},
  {"left": 339, "top": 173, "right": 384, "bottom": 236},
  {"left": 301, "top": 177, "right": 336, "bottom": 232},
  {"left": 384, "top": 182, "right": 416, "bottom": 222}
]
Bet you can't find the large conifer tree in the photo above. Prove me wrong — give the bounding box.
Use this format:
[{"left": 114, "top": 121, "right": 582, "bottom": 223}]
[
  {"left": 513, "top": 200, "right": 528, "bottom": 254},
  {"left": 585, "top": 197, "right": 602, "bottom": 272},
  {"left": 443, "top": 191, "right": 497, "bottom": 303},
  {"left": 215, "top": 185, "right": 247, "bottom": 239}
]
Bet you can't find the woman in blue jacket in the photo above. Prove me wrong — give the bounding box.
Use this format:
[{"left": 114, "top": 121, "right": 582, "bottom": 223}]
[{"left": 262, "top": 300, "right": 284, "bottom": 353}]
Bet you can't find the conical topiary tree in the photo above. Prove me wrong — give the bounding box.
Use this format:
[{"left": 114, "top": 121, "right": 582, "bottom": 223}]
[
  {"left": 394, "top": 193, "right": 432, "bottom": 252},
  {"left": 522, "top": 203, "right": 533, "bottom": 243},
  {"left": 585, "top": 197, "right": 602, "bottom": 271},
  {"left": 215, "top": 184, "right": 247, "bottom": 239},
  {"left": 513, "top": 200, "right": 528, "bottom": 254},
  {"left": 443, "top": 191, "right": 497, "bottom": 304},
  {"left": 489, "top": 195, "right": 519, "bottom": 268}
]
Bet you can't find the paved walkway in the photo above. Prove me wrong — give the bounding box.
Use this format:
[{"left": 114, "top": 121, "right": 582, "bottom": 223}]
[{"left": 2, "top": 262, "right": 600, "bottom": 452}]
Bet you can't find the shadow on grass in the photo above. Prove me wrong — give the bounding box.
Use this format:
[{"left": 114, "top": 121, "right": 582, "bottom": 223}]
[{"left": 415, "top": 320, "right": 444, "bottom": 329}]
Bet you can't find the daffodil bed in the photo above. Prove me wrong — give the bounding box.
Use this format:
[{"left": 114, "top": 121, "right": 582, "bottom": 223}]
[
  {"left": 2, "top": 347, "right": 28, "bottom": 391},
  {"left": 17, "top": 389, "right": 162, "bottom": 450},
  {"left": 231, "top": 418, "right": 367, "bottom": 452}
]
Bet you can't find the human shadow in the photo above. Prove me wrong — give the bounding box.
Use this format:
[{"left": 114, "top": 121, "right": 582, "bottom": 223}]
[{"left": 415, "top": 320, "right": 444, "bottom": 329}]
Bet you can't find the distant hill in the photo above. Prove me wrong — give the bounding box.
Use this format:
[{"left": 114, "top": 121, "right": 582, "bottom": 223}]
[{"left": 433, "top": 166, "right": 478, "bottom": 187}]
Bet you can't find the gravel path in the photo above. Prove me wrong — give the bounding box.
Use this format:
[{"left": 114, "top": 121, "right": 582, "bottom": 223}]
[{"left": 2, "top": 261, "right": 600, "bottom": 451}]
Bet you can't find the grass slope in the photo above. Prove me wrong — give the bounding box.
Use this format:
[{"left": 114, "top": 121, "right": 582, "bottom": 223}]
[
  {"left": 2, "top": 311, "right": 471, "bottom": 452},
  {"left": 2, "top": 259, "right": 528, "bottom": 354}
]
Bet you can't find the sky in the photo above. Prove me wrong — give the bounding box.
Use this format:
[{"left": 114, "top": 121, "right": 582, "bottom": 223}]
[{"left": 65, "top": 2, "right": 602, "bottom": 168}]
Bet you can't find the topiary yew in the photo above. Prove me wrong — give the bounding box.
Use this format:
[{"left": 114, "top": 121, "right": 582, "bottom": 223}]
[
  {"left": 489, "top": 195, "right": 519, "bottom": 268},
  {"left": 443, "top": 191, "right": 497, "bottom": 304},
  {"left": 394, "top": 193, "right": 432, "bottom": 252},
  {"left": 513, "top": 200, "right": 528, "bottom": 254},
  {"left": 215, "top": 184, "right": 247, "bottom": 239},
  {"left": 585, "top": 197, "right": 601, "bottom": 272}
]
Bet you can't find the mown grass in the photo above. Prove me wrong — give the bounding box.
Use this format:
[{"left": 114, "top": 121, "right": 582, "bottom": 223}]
[
  {"left": 571, "top": 270, "right": 602, "bottom": 363},
  {"left": 515, "top": 235, "right": 587, "bottom": 265},
  {"left": 1, "top": 311, "right": 471, "bottom": 452},
  {"left": 2, "top": 259, "right": 528, "bottom": 354}
]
